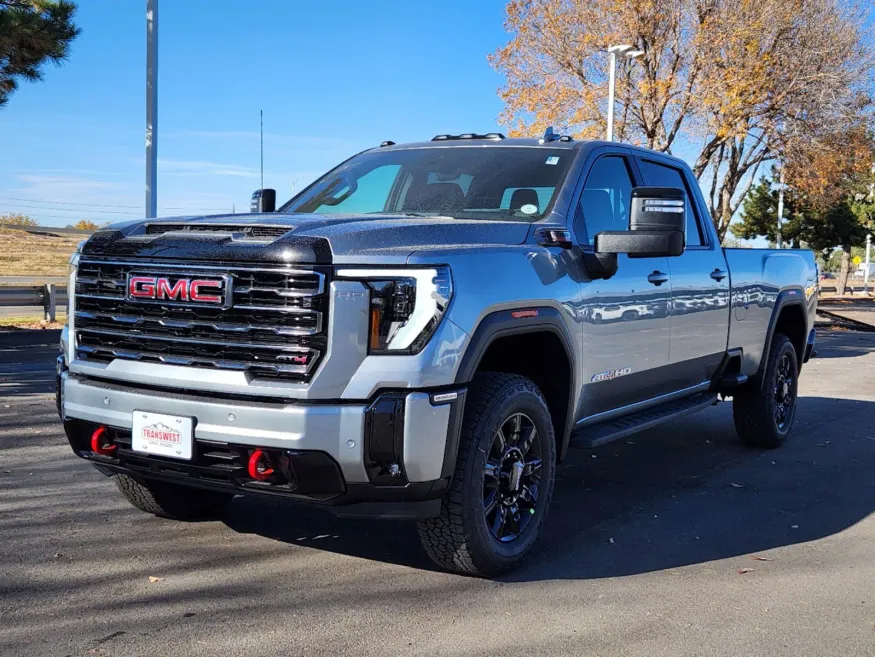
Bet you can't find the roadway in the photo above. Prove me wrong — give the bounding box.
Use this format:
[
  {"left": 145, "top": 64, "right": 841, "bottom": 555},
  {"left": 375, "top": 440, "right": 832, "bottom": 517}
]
[{"left": 1, "top": 327, "right": 874, "bottom": 656}]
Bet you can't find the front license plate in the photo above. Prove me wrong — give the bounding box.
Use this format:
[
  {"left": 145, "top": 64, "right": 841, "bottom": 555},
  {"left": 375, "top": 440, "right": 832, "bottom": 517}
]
[{"left": 132, "top": 411, "right": 193, "bottom": 460}]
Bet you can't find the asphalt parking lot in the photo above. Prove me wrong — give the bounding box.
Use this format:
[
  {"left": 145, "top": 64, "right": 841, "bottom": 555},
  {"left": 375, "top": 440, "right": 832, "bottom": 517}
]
[{"left": 1, "top": 327, "right": 874, "bottom": 657}]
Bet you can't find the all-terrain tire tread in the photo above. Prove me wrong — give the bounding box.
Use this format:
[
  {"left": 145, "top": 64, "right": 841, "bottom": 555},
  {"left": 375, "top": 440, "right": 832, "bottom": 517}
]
[
  {"left": 114, "top": 473, "right": 232, "bottom": 520},
  {"left": 417, "top": 372, "right": 552, "bottom": 576},
  {"left": 733, "top": 333, "right": 797, "bottom": 449}
]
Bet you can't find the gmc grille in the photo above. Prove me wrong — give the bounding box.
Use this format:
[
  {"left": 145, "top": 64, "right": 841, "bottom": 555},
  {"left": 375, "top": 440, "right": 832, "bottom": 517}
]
[{"left": 73, "top": 259, "right": 328, "bottom": 382}]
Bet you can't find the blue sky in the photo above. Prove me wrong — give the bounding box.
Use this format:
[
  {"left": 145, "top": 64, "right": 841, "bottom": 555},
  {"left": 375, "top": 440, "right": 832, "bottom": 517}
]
[
  {"left": 1, "top": 2, "right": 870, "bottom": 232},
  {"left": 0, "top": 0, "right": 510, "bottom": 226}
]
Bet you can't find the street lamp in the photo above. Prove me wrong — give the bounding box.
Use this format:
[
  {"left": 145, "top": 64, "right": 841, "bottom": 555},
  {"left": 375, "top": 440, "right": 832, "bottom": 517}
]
[
  {"left": 146, "top": 0, "right": 158, "bottom": 219},
  {"left": 865, "top": 233, "right": 872, "bottom": 294},
  {"left": 775, "top": 161, "right": 785, "bottom": 249},
  {"left": 606, "top": 44, "right": 644, "bottom": 142}
]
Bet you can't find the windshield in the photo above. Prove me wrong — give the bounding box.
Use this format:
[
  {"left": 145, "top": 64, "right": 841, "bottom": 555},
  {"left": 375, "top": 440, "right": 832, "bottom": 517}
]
[{"left": 280, "top": 146, "right": 575, "bottom": 222}]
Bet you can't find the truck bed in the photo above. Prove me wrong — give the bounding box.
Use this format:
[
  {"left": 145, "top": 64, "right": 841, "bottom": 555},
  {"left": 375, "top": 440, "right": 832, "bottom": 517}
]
[{"left": 723, "top": 248, "right": 818, "bottom": 376}]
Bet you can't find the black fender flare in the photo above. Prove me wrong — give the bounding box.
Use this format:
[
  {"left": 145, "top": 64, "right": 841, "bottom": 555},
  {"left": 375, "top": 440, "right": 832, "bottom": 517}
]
[
  {"left": 454, "top": 307, "right": 577, "bottom": 460},
  {"left": 757, "top": 287, "right": 807, "bottom": 387}
]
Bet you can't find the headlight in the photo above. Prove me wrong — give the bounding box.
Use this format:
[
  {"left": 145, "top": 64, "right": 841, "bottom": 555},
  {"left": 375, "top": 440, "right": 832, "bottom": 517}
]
[
  {"left": 68, "top": 240, "right": 85, "bottom": 277},
  {"left": 335, "top": 266, "right": 453, "bottom": 354}
]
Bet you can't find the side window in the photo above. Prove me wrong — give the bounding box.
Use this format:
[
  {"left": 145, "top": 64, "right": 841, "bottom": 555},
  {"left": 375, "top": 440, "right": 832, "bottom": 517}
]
[
  {"left": 574, "top": 156, "right": 634, "bottom": 245},
  {"left": 636, "top": 159, "right": 705, "bottom": 246},
  {"left": 312, "top": 164, "right": 402, "bottom": 214}
]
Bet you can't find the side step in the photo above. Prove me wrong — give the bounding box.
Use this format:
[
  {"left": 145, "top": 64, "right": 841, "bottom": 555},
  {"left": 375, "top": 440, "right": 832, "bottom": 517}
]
[
  {"left": 570, "top": 393, "right": 719, "bottom": 449},
  {"left": 719, "top": 373, "right": 748, "bottom": 388}
]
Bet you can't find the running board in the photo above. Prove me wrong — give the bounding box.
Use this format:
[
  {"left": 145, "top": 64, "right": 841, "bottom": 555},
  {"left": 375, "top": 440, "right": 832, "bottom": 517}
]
[{"left": 570, "top": 393, "right": 719, "bottom": 449}]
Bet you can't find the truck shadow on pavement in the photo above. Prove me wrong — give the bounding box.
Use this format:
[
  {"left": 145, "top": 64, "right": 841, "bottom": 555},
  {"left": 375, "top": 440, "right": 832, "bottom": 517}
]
[
  {"left": 0, "top": 330, "right": 61, "bottom": 396},
  {"left": 222, "top": 392, "right": 875, "bottom": 581},
  {"left": 809, "top": 329, "right": 875, "bottom": 359}
]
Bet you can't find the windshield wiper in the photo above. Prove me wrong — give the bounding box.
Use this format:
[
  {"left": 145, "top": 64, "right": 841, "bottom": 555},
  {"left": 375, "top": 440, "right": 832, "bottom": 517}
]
[{"left": 364, "top": 211, "right": 443, "bottom": 218}]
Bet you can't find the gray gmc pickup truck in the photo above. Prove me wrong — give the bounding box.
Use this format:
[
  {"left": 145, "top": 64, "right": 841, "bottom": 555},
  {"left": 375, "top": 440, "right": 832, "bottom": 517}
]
[{"left": 57, "top": 131, "right": 818, "bottom": 576}]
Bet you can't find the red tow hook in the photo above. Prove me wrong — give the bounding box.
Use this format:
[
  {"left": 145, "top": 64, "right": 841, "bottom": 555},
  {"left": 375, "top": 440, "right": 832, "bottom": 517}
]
[
  {"left": 248, "top": 449, "right": 274, "bottom": 481},
  {"left": 90, "top": 426, "right": 116, "bottom": 455}
]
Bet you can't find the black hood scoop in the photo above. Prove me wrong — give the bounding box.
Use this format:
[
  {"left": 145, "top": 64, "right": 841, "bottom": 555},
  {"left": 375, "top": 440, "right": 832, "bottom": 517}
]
[
  {"left": 82, "top": 218, "right": 331, "bottom": 265},
  {"left": 144, "top": 223, "right": 293, "bottom": 240}
]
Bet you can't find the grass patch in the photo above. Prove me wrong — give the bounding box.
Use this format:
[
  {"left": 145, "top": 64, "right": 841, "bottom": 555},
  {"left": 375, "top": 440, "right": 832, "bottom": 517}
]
[
  {"left": 0, "top": 311, "right": 66, "bottom": 329},
  {"left": 0, "top": 228, "right": 83, "bottom": 277}
]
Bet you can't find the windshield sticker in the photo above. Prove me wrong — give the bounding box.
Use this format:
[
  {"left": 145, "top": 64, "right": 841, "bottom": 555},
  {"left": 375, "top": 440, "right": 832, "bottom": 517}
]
[
  {"left": 591, "top": 367, "right": 632, "bottom": 383},
  {"left": 520, "top": 204, "right": 538, "bottom": 215},
  {"left": 545, "top": 156, "right": 560, "bottom": 165}
]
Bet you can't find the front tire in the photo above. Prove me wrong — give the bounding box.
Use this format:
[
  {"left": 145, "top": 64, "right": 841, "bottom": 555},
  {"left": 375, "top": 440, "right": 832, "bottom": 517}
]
[
  {"left": 733, "top": 333, "right": 799, "bottom": 449},
  {"left": 114, "top": 474, "right": 233, "bottom": 520},
  {"left": 417, "top": 372, "right": 557, "bottom": 577}
]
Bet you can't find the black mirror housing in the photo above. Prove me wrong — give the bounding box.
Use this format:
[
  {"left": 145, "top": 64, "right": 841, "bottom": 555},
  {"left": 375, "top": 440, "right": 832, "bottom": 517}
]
[
  {"left": 591, "top": 186, "right": 686, "bottom": 259},
  {"left": 630, "top": 186, "right": 685, "bottom": 233},
  {"left": 594, "top": 230, "right": 685, "bottom": 258},
  {"left": 251, "top": 188, "right": 277, "bottom": 213},
  {"left": 581, "top": 186, "right": 687, "bottom": 280}
]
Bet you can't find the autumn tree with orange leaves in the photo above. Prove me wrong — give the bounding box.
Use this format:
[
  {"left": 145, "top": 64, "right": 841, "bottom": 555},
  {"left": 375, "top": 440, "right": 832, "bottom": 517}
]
[
  {"left": 735, "top": 123, "right": 875, "bottom": 294},
  {"left": 490, "top": 0, "right": 873, "bottom": 240}
]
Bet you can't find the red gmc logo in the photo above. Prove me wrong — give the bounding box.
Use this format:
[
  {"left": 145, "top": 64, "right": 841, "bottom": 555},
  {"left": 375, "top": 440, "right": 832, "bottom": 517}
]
[{"left": 127, "top": 274, "right": 227, "bottom": 305}]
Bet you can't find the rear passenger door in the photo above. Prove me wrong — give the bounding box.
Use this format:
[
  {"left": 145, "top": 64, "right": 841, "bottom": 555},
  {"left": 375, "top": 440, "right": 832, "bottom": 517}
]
[
  {"left": 573, "top": 151, "right": 674, "bottom": 420},
  {"left": 635, "top": 157, "right": 731, "bottom": 388}
]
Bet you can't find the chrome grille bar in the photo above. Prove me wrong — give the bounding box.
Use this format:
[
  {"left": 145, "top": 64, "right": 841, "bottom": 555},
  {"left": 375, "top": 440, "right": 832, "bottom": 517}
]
[
  {"left": 74, "top": 259, "right": 328, "bottom": 382},
  {"left": 75, "top": 309, "right": 322, "bottom": 336}
]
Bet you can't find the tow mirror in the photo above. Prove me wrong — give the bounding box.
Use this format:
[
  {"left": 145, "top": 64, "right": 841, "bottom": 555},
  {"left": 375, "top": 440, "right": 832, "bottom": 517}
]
[
  {"left": 251, "top": 188, "right": 276, "bottom": 213},
  {"left": 630, "top": 186, "right": 686, "bottom": 234},
  {"left": 595, "top": 187, "right": 686, "bottom": 259},
  {"left": 583, "top": 186, "right": 686, "bottom": 281}
]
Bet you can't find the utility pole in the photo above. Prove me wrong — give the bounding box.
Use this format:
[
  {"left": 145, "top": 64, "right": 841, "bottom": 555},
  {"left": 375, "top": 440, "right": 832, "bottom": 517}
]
[
  {"left": 145, "top": 0, "right": 158, "bottom": 218},
  {"left": 776, "top": 163, "right": 785, "bottom": 249}
]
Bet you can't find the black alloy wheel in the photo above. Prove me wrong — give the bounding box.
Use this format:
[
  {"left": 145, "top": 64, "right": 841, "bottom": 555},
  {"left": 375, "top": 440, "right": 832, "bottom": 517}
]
[
  {"left": 774, "top": 352, "right": 796, "bottom": 431},
  {"left": 483, "top": 412, "right": 543, "bottom": 543}
]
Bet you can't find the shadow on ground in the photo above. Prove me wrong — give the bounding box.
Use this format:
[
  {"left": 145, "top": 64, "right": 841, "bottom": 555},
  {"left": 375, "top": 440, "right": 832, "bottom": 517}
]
[
  {"left": 804, "top": 329, "right": 874, "bottom": 359},
  {"left": 222, "top": 392, "right": 875, "bottom": 582},
  {"left": 0, "top": 329, "right": 60, "bottom": 396}
]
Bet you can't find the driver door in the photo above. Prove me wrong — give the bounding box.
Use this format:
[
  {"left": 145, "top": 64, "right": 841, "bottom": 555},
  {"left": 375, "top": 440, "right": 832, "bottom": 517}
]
[{"left": 573, "top": 152, "right": 673, "bottom": 420}]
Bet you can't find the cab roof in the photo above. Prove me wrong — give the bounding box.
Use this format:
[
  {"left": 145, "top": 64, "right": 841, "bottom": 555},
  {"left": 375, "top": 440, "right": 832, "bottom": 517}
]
[{"left": 370, "top": 130, "right": 692, "bottom": 171}]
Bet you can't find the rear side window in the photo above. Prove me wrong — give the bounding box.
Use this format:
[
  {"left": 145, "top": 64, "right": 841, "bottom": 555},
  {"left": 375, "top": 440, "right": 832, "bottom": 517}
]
[{"left": 637, "top": 160, "right": 705, "bottom": 246}]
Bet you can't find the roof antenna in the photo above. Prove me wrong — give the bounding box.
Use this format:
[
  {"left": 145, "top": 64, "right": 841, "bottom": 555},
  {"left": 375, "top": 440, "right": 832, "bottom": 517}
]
[{"left": 540, "top": 126, "right": 561, "bottom": 144}]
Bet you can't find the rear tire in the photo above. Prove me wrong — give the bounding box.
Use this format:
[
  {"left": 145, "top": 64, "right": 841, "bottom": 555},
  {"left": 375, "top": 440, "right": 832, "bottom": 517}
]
[
  {"left": 733, "top": 333, "right": 798, "bottom": 449},
  {"left": 114, "top": 474, "right": 233, "bottom": 520},
  {"left": 417, "top": 372, "right": 557, "bottom": 577}
]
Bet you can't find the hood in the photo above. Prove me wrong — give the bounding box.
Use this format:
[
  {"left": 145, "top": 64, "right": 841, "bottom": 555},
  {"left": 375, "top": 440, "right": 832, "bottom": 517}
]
[{"left": 81, "top": 213, "right": 532, "bottom": 264}]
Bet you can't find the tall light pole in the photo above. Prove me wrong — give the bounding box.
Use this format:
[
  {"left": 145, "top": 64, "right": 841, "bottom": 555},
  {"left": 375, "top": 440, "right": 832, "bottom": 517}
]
[
  {"left": 260, "top": 109, "right": 264, "bottom": 192},
  {"left": 776, "top": 162, "right": 785, "bottom": 249},
  {"left": 865, "top": 233, "right": 872, "bottom": 294},
  {"left": 146, "top": 0, "right": 158, "bottom": 218},
  {"left": 606, "top": 44, "right": 643, "bottom": 141}
]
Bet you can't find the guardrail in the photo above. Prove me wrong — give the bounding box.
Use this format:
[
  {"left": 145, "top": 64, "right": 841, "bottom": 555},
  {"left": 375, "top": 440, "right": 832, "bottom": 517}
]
[
  {"left": 0, "top": 284, "right": 68, "bottom": 321},
  {"left": 0, "top": 223, "right": 94, "bottom": 236},
  {"left": 820, "top": 284, "right": 872, "bottom": 294}
]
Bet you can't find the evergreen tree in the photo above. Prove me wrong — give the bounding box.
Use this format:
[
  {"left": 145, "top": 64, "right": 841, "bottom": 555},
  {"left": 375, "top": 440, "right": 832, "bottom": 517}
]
[{"left": 0, "top": 1, "right": 80, "bottom": 107}]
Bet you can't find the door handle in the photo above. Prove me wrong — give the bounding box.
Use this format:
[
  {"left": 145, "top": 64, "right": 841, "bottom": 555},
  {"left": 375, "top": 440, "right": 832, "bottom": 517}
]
[
  {"left": 710, "top": 268, "right": 728, "bottom": 282},
  {"left": 647, "top": 271, "right": 670, "bottom": 286}
]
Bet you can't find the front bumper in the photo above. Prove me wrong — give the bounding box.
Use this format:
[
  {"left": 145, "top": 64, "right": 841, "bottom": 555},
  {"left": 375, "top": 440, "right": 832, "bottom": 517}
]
[{"left": 59, "top": 372, "right": 465, "bottom": 519}]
